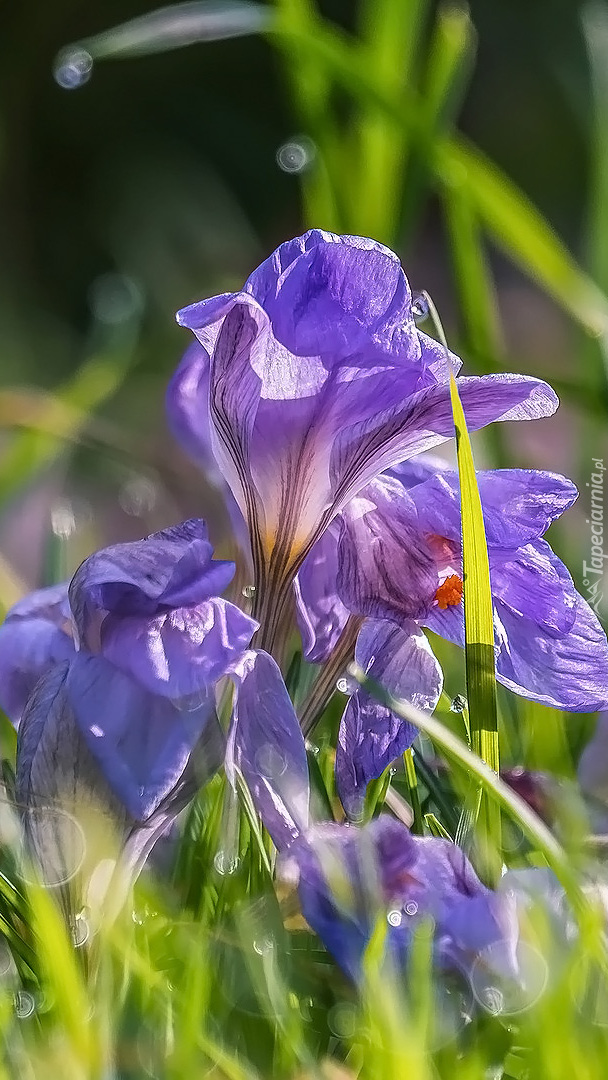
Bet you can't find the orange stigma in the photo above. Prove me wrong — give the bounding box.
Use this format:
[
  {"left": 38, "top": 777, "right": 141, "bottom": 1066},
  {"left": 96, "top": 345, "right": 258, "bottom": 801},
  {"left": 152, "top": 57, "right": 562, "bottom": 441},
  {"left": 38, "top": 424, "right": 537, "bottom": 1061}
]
[{"left": 434, "top": 574, "right": 463, "bottom": 610}]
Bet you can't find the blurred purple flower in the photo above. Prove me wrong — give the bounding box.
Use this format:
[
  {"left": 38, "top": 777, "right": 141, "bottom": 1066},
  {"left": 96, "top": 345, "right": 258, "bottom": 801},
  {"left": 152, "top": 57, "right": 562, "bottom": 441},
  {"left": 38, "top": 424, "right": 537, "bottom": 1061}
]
[
  {"left": 282, "top": 816, "right": 518, "bottom": 984},
  {"left": 172, "top": 230, "right": 557, "bottom": 649}
]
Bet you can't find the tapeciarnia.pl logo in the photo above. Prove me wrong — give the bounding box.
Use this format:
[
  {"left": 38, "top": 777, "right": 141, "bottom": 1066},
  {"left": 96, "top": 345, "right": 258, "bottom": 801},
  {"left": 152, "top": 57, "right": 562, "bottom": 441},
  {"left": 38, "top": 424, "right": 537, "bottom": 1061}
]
[{"left": 583, "top": 458, "right": 606, "bottom": 618}]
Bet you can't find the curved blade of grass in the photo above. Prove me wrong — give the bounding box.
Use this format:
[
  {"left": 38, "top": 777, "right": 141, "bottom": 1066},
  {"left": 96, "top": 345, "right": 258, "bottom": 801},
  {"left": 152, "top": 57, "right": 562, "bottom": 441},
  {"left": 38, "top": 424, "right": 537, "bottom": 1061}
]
[
  {"left": 436, "top": 135, "right": 608, "bottom": 343},
  {"left": 424, "top": 293, "right": 500, "bottom": 878},
  {"left": 347, "top": 662, "right": 587, "bottom": 919}
]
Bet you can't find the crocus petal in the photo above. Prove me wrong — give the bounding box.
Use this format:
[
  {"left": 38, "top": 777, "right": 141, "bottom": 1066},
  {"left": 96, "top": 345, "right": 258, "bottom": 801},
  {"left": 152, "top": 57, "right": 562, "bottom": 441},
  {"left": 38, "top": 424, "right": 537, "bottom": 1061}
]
[
  {"left": 387, "top": 452, "right": 451, "bottom": 489},
  {"left": 337, "top": 476, "right": 438, "bottom": 623},
  {"left": 243, "top": 230, "right": 421, "bottom": 363},
  {"left": 489, "top": 540, "right": 577, "bottom": 636},
  {"left": 0, "top": 583, "right": 75, "bottom": 723},
  {"left": 335, "top": 620, "right": 443, "bottom": 817},
  {"left": 294, "top": 522, "right": 350, "bottom": 663},
  {"left": 165, "top": 340, "right": 214, "bottom": 469},
  {"left": 68, "top": 520, "right": 256, "bottom": 697},
  {"left": 426, "top": 573, "right": 608, "bottom": 710},
  {"left": 492, "top": 593, "right": 608, "bottom": 712},
  {"left": 409, "top": 468, "right": 578, "bottom": 548},
  {"left": 101, "top": 597, "right": 257, "bottom": 699},
  {"left": 16, "top": 661, "right": 126, "bottom": 823},
  {"left": 69, "top": 519, "right": 235, "bottom": 644},
  {"left": 165, "top": 343, "right": 251, "bottom": 546},
  {"left": 177, "top": 233, "right": 558, "bottom": 592},
  {"left": 227, "top": 650, "right": 309, "bottom": 848},
  {"left": 175, "top": 234, "right": 450, "bottom": 572},
  {"left": 331, "top": 375, "right": 559, "bottom": 516},
  {"left": 65, "top": 653, "right": 218, "bottom": 820}
]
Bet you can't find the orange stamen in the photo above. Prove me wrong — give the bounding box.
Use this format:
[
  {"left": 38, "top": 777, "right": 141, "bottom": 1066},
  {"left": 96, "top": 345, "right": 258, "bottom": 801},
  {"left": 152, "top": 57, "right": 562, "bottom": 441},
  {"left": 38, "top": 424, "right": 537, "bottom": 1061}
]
[{"left": 434, "top": 574, "right": 463, "bottom": 610}]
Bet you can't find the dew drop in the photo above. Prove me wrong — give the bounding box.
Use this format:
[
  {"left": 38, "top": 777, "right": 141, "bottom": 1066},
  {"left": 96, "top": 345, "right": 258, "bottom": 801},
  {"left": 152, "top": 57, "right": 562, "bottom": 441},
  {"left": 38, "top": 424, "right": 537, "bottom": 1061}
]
[
  {"left": 451, "top": 694, "right": 467, "bottom": 714},
  {"left": 253, "top": 935, "right": 275, "bottom": 955},
  {"left": 412, "top": 292, "right": 429, "bottom": 321},
  {"left": 214, "top": 851, "right": 239, "bottom": 876},
  {"left": 70, "top": 911, "right": 90, "bottom": 948},
  {"left": 171, "top": 688, "right": 208, "bottom": 713},
  {"left": 255, "top": 743, "right": 287, "bottom": 779},
  {"left": 53, "top": 48, "right": 93, "bottom": 90},
  {"left": 276, "top": 137, "right": 315, "bottom": 174},
  {"left": 336, "top": 675, "right": 357, "bottom": 695},
  {"left": 387, "top": 908, "right": 403, "bottom": 927},
  {"left": 404, "top": 901, "right": 419, "bottom": 916},
  {"left": 14, "top": 990, "right": 36, "bottom": 1019},
  {"left": 241, "top": 584, "right": 256, "bottom": 599}
]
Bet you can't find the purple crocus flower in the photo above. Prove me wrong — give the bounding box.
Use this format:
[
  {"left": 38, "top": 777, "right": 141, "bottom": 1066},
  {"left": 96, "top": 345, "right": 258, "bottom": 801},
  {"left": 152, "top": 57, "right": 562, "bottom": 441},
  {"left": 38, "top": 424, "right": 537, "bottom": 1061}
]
[
  {"left": 0, "top": 583, "right": 75, "bottom": 724},
  {"left": 7, "top": 520, "right": 257, "bottom": 825},
  {"left": 171, "top": 230, "right": 557, "bottom": 649},
  {"left": 295, "top": 459, "right": 608, "bottom": 814},
  {"left": 226, "top": 648, "right": 310, "bottom": 849},
  {"left": 281, "top": 815, "right": 518, "bottom": 984}
]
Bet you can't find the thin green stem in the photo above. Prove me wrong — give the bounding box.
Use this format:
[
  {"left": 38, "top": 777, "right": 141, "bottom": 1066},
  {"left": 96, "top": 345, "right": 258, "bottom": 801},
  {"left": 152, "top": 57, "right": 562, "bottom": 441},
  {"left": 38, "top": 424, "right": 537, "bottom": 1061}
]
[{"left": 403, "top": 751, "right": 424, "bottom": 835}]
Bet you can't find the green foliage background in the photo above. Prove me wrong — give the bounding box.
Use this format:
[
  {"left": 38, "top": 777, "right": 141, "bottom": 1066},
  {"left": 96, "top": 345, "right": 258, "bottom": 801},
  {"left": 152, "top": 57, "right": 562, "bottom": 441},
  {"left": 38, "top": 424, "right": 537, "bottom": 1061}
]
[{"left": 0, "top": 1, "right": 607, "bottom": 1076}]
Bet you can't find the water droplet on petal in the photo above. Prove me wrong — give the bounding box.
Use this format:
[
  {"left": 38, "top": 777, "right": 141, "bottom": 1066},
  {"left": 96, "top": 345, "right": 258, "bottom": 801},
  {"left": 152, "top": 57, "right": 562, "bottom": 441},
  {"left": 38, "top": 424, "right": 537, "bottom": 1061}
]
[
  {"left": 14, "top": 990, "right": 36, "bottom": 1019},
  {"left": 241, "top": 584, "right": 256, "bottom": 599},
  {"left": 255, "top": 743, "right": 287, "bottom": 780},
  {"left": 412, "top": 292, "right": 429, "bottom": 321},
  {"left": 405, "top": 901, "right": 419, "bottom": 916},
  {"left": 387, "top": 908, "right": 403, "bottom": 927},
  {"left": 276, "top": 137, "right": 316, "bottom": 174},
  {"left": 172, "top": 688, "right": 209, "bottom": 713},
  {"left": 53, "top": 48, "right": 93, "bottom": 90}
]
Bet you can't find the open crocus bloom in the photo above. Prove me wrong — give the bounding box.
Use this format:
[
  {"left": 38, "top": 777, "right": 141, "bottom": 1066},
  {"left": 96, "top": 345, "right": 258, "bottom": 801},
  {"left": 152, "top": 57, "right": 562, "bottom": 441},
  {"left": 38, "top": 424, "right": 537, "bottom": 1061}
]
[
  {"left": 10, "top": 520, "right": 257, "bottom": 823},
  {"left": 295, "top": 460, "right": 608, "bottom": 813},
  {"left": 281, "top": 816, "right": 519, "bottom": 984},
  {"left": 173, "top": 230, "right": 557, "bottom": 647}
]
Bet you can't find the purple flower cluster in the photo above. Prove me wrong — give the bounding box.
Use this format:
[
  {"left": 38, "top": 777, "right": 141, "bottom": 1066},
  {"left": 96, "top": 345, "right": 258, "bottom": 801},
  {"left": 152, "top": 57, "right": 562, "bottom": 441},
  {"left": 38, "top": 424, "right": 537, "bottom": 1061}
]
[{"left": 1, "top": 230, "right": 607, "bottom": 979}]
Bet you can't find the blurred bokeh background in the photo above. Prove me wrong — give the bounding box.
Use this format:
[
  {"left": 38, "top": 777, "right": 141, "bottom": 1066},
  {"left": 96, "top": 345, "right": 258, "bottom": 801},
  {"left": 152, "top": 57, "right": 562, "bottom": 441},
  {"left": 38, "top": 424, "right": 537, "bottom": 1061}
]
[{"left": 0, "top": 0, "right": 606, "bottom": 614}]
